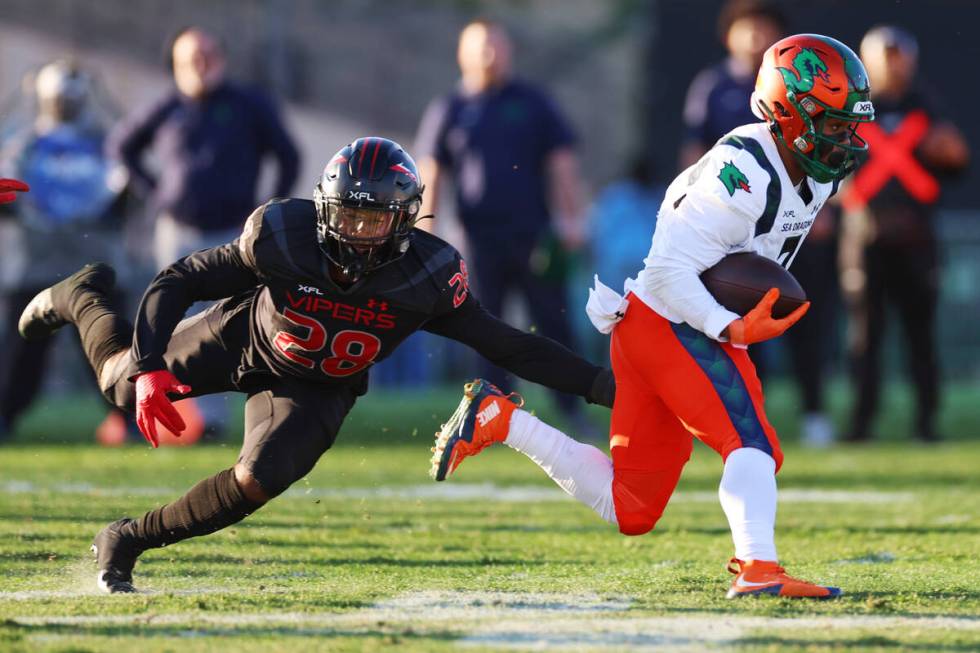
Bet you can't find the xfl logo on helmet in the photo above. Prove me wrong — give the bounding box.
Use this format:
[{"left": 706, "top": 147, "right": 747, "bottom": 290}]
[{"left": 346, "top": 190, "right": 376, "bottom": 201}]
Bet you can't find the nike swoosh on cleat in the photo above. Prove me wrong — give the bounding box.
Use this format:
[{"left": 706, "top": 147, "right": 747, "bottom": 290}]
[{"left": 734, "top": 577, "right": 778, "bottom": 588}]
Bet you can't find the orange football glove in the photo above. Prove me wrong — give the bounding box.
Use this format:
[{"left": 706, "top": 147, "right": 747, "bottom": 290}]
[{"left": 725, "top": 288, "right": 810, "bottom": 349}]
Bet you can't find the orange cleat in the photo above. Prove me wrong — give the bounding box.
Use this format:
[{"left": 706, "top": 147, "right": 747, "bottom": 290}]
[
  {"left": 429, "top": 379, "right": 523, "bottom": 481},
  {"left": 726, "top": 558, "right": 842, "bottom": 599}
]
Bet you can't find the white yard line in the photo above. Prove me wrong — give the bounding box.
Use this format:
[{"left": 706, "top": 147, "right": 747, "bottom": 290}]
[
  {"left": 11, "top": 591, "right": 980, "bottom": 651},
  {"left": 0, "top": 480, "right": 915, "bottom": 503}
]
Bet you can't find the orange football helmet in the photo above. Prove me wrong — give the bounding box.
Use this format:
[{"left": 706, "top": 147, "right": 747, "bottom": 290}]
[{"left": 751, "top": 34, "right": 874, "bottom": 182}]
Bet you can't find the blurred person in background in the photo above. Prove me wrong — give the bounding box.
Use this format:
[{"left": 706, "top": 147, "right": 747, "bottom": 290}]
[
  {"left": 109, "top": 26, "right": 300, "bottom": 439},
  {"left": 840, "top": 26, "right": 969, "bottom": 443},
  {"left": 415, "top": 18, "right": 591, "bottom": 432},
  {"left": 0, "top": 60, "right": 125, "bottom": 443},
  {"left": 679, "top": 0, "right": 785, "bottom": 169}
]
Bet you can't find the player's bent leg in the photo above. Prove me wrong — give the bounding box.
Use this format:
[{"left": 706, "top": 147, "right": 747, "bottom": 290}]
[
  {"left": 18, "top": 263, "right": 116, "bottom": 340},
  {"left": 431, "top": 379, "right": 618, "bottom": 523},
  {"left": 19, "top": 263, "right": 133, "bottom": 386},
  {"left": 92, "top": 378, "right": 358, "bottom": 593},
  {"left": 610, "top": 419, "right": 691, "bottom": 537},
  {"left": 234, "top": 463, "right": 273, "bottom": 503},
  {"left": 607, "top": 321, "right": 694, "bottom": 536},
  {"left": 238, "top": 379, "right": 359, "bottom": 498},
  {"left": 641, "top": 327, "right": 837, "bottom": 597},
  {"left": 93, "top": 467, "right": 262, "bottom": 593},
  {"left": 429, "top": 379, "right": 523, "bottom": 481},
  {"left": 506, "top": 408, "right": 617, "bottom": 524}
]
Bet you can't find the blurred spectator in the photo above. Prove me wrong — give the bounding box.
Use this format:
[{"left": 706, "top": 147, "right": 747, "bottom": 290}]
[
  {"left": 109, "top": 26, "right": 300, "bottom": 438},
  {"left": 840, "top": 26, "right": 969, "bottom": 443},
  {"left": 583, "top": 156, "right": 665, "bottom": 362},
  {"left": 415, "top": 18, "right": 590, "bottom": 429},
  {"left": 679, "top": 0, "right": 785, "bottom": 169},
  {"left": 0, "top": 59, "right": 126, "bottom": 443},
  {"left": 109, "top": 26, "right": 299, "bottom": 270}
]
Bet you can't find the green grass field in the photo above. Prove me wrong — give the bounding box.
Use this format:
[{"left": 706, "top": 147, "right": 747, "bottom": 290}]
[{"left": 1, "top": 383, "right": 979, "bottom": 652}]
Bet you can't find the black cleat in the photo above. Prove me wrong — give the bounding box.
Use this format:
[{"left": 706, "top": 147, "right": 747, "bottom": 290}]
[
  {"left": 18, "top": 262, "right": 115, "bottom": 341},
  {"left": 91, "top": 518, "right": 142, "bottom": 594}
]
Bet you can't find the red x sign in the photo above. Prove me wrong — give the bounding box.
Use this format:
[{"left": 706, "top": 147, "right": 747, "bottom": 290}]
[{"left": 843, "top": 109, "right": 939, "bottom": 211}]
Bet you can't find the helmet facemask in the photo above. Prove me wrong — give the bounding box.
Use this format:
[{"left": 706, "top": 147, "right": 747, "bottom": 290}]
[
  {"left": 314, "top": 182, "right": 419, "bottom": 283},
  {"left": 752, "top": 34, "right": 876, "bottom": 184},
  {"left": 781, "top": 91, "right": 873, "bottom": 183}
]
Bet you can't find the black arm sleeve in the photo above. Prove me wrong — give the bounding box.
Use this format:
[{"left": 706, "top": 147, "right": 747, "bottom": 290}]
[
  {"left": 424, "top": 300, "right": 605, "bottom": 401},
  {"left": 131, "top": 242, "right": 260, "bottom": 374}
]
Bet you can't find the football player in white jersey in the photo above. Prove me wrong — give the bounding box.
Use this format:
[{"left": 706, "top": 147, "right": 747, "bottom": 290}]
[{"left": 431, "top": 34, "right": 873, "bottom": 599}]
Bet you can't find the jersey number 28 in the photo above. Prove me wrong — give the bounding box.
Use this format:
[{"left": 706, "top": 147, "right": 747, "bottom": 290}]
[{"left": 273, "top": 308, "right": 381, "bottom": 377}]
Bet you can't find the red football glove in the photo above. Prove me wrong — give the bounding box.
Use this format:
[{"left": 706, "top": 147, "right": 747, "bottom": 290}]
[
  {"left": 0, "top": 178, "right": 29, "bottom": 204},
  {"left": 725, "top": 288, "right": 810, "bottom": 349},
  {"left": 134, "top": 370, "right": 192, "bottom": 448}
]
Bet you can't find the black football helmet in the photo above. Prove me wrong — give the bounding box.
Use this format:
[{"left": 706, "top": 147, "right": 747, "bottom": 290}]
[{"left": 314, "top": 137, "right": 423, "bottom": 282}]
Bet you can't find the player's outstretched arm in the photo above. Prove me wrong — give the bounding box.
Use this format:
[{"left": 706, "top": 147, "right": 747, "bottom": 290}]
[
  {"left": 131, "top": 243, "right": 260, "bottom": 375},
  {"left": 424, "top": 301, "right": 614, "bottom": 408}
]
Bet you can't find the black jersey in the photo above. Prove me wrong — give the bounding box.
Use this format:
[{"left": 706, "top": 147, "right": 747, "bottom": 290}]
[{"left": 131, "top": 198, "right": 604, "bottom": 396}]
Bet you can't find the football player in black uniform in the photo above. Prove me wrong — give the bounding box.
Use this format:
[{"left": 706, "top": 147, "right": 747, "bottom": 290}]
[{"left": 18, "top": 138, "right": 613, "bottom": 593}]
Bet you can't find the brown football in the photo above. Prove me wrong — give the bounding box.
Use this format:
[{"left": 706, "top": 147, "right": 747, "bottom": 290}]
[{"left": 699, "top": 252, "right": 807, "bottom": 319}]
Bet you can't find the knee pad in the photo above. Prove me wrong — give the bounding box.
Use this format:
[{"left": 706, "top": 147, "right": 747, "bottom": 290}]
[{"left": 612, "top": 471, "right": 670, "bottom": 536}]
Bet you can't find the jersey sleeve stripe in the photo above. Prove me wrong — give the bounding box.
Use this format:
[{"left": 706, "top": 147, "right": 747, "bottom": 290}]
[{"left": 719, "top": 135, "right": 782, "bottom": 236}]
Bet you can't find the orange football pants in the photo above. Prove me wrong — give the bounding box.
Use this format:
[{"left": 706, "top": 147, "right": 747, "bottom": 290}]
[{"left": 609, "top": 293, "right": 783, "bottom": 536}]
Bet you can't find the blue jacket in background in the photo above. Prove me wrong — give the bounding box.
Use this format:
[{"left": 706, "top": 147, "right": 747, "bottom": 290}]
[
  {"left": 109, "top": 81, "right": 300, "bottom": 232},
  {"left": 415, "top": 79, "right": 576, "bottom": 247}
]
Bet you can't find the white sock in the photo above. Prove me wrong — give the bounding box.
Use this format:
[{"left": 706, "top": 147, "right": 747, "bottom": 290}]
[
  {"left": 718, "top": 447, "right": 778, "bottom": 562},
  {"left": 505, "top": 409, "right": 617, "bottom": 524}
]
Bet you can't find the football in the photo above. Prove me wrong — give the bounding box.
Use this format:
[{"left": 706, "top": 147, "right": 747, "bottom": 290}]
[{"left": 699, "top": 252, "right": 807, "bottom": 319}]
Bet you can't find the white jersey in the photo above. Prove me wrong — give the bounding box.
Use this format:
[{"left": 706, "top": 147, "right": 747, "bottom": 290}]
[{"left": 624, "top": 122, "right": 836, "bottom": 340}]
